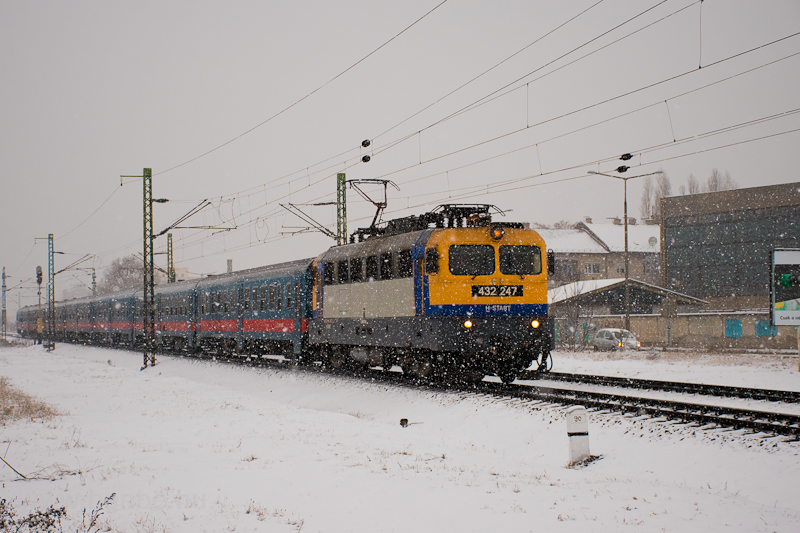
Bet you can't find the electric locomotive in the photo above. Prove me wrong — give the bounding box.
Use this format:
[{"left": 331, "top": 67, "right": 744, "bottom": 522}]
[
  {"left": 309, "top": 204, "right": 552, "bottom": 383},
  {"left": 17, "top": 204, "right": 553, "bottom": 384}
]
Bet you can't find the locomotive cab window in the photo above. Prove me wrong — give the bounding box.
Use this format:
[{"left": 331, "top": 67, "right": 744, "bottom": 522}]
[
  {"left": 499, "top": 245, "right": 542, "bottom": 275},
  {"left": 351, "top": 258, "right": 364, "bottom": 283},
  {"left": 366, "top": 256, "right": 378, "bottom": 281},
  {"left": 425, "top": 248, "right": 439, "bottom": 275},
  {"left": 449, "top": 245, "right": 495, "bottom": 276},
  {"left": 324, "top": 262, "right": 336, "bottom": 285},
  {"left": 379, "top": 252, "right": 393, "bottom": 280},
  {"left": 336, "top": 260, "right": 348, "bottom": 284},
  {"left": 397, "top": 250, "right": 413, "bottom": 278}
]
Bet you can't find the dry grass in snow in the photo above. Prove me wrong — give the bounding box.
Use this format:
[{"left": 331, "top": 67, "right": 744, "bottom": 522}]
[{"left": 0, "top": 376, "right": 60, "bottom": 424}]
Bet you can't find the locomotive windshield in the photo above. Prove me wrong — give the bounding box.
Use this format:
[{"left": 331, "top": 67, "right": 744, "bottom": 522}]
[
  {"left": 499, "top": 245, "right": 541, "bottom": 275},
  {"left": 449, "top": 245, "right": 495, "bottom": 276}
]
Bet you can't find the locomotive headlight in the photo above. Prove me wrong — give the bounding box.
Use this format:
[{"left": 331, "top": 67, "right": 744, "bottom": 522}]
[
  {"left": 531, "top": 320, "right": 540, "bottom": 329},
  {"left": 463, "top": 320, "right": 473, "bottom": 329}
]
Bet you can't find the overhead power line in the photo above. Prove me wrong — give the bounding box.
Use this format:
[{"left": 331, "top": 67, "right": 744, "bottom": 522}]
[{"left": 155, "top": 0, "right": 452, "bottom": 177}]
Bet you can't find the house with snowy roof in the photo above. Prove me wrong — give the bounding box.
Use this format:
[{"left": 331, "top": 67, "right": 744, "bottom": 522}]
[{"left": 538, "top": 218, "right": 660, "bottom": 288}]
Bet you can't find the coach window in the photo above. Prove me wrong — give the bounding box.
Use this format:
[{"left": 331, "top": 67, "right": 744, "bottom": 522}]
[
  {"left": 269, "top": 285, "right": 276, "bottom": 312},
  {"left": 425, "top": 248, "right": 439, "bottom": 275},
  {"left": 351, "top": 258, "right": 364, "bottom": 283},
  {"left": 366, "top": 256, "right": 378, "bottom": 281},
  {"left": 276, "top": 284, "right": 282, "bottom": 312},
  {"left": 260, "top": 286, "right": 267, "bottom": 311},
  {"left": 380, "top": 252, "right": 393, "bottom": 280},
  {"left": 499, "top": 245, "right": 541, "bottom": 275},
  {"left": 295, "top": 283, "right": 301, "bottom": 316},
  {"left": 286, "top": 282, "right": 293, "bottom": 310},
  {"left": 251, "top": 288, "right": 258, "bottom": 313},
  {"left": 397, "top": 250, "right": 413, "bottom": 278},
  {"left": 449, "top": 245, "right": 495, "bottom": 276}
]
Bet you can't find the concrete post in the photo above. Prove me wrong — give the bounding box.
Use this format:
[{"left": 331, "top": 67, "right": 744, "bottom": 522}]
[{"left": 566, "top": 405, "right": 590, "bottom": 464}]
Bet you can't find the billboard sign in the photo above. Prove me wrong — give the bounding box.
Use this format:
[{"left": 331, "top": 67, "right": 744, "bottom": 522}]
[{"left": 771, "top": 249, "right": 800, "bottom": 326}]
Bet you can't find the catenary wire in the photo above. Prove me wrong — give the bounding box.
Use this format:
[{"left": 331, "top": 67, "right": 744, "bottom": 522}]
[{"left": 155, "top": 0, "right": 452, "bottom": 177}]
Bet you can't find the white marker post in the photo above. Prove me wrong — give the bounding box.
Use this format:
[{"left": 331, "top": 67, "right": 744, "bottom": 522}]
[{"left": 566, "top": 405, "right": 590, "bottom": 465}]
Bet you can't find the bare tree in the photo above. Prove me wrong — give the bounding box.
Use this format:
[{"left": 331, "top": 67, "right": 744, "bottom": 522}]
[
  {"left": 680, "top": 173, "right": 701, "bottom": 195},
  {"left": 552, "top": 220, "right": 576, "bottom": 229},
  {"left": 704, "top": 168, "right": 737, "bottom": 192},
  {"left": 97, "top": 256, "right": 142, "bottom": 295},
  {"left": 651, "top": 172, "right": 672, "bottom": 221},
  {"left": 640, "top": 177, "right": 654, "bottom": 220},
  {"left": 686, "top": 173, "right": 701, "bottom": 194}
]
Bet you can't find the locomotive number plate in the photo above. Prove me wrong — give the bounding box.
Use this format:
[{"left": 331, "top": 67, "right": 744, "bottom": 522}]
[{"left": 471, "top": 285, "right": 523, "bottom": 297}]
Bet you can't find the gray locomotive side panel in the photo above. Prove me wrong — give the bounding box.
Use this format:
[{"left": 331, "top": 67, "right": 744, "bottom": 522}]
[
  {"left": 323, "top": 278, "right": 414, "bottom": 318},
  {"left": 319, "top": 230, "right": 430, "bottom": 320}
]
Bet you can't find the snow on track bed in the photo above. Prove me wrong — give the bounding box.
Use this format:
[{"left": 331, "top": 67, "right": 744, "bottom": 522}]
[
  {"left": 2, "top": 343, "right": 800, "bottom": 532},
  {"left": 550, "top": 348, "right": 800, "bottom": 392}
]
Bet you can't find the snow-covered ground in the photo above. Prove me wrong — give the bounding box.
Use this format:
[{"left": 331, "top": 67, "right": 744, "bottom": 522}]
[{"left": 1, "top": 343, "right": 799, "bottom": 532}]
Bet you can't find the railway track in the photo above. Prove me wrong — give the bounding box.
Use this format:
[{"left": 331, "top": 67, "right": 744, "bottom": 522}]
[
  {"left": 154, "top": 351, "right": 800, "bottom": 438},
  {"left": 493, "top": 381, "right": 800, "bottom": 438},
  {"left": 18, "top": 341, "right": 800, "bottom": 439},
  {"left": 518, "top": 370, "right": 800, "bottom": 404}
]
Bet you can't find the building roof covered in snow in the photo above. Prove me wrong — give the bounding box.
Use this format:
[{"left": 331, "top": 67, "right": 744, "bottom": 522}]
[
  {"left": 580, "top": 222, "right": 660, "bottom": 253},
  {"left": 535, "top": 228, "right": 606, "bottom": 254}
]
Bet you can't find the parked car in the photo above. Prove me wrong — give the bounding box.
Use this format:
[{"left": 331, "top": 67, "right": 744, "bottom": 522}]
[{"left": 592, "top": 328, "right": 641, "bottom": 351}]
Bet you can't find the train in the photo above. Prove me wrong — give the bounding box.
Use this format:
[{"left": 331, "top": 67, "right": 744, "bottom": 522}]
[{"left": 17, "top": 204, "right": 554, "bottom": 384}]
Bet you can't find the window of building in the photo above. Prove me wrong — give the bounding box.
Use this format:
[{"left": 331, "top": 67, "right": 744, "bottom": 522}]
[
  {"left": 724, "top": 319, "right": 743, "bottom": 339},
  {"left": 584, "top": 262, "right": 601, "bottom": 274},
  {"left": 755, "top": 320, "right": 777, "bottom": 338}
]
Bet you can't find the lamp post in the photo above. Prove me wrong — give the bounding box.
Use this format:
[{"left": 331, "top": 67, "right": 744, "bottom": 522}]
[{"left": 588, "top": 167, "right": 663, "bottom": 331}]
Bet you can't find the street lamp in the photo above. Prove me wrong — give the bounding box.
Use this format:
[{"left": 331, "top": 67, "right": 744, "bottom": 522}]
[{"left": 587, "top": 167, "right": 663, "bottom": 331}]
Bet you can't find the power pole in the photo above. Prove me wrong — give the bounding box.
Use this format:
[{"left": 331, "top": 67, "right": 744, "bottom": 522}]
[
  {"left": 2, "top": 267, "right": 6, "bottom": 341},
  {"left": 122, "top": 168, "right": 157, "bottom": 368},
  {"left": 46, "top": 234, "right": 55, "bottom": 351},
  {"left": 336, "top": 173, "right": 347, "bottom": 245},
  {"left": 36, "top": 265, "right": 43, "bottom": 344},
  {"left": 142, "top": 168, "right": 156, "bottom": 368},
  {"left": 167, "top": 233, "right": 175, "bottom": 283}
]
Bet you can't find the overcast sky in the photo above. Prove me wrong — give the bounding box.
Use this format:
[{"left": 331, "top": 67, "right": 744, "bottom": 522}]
[{"left": 2, "top": 0, "right": 799, "bottom": 312}]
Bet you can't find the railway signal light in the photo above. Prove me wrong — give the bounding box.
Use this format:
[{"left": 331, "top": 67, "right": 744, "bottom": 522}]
[
  {"left": 780, "top": 273, "right": 799, "bottom": 288},
  {"left": 490, "top": 224, "right": 505, "bottom": 240},
  {"left": 36, "top": 266, "right": 42, "bottom": 285}
]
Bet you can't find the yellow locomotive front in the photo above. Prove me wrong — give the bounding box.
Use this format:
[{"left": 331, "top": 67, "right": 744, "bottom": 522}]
[{"left": 421, "top": 219, "right": 552, "bottom": 382}]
